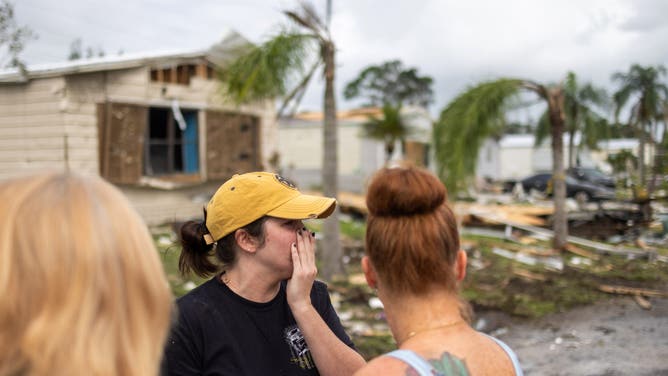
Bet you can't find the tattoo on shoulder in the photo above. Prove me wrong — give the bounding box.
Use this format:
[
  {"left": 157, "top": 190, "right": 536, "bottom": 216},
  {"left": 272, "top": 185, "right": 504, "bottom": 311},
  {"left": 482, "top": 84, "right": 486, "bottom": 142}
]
[{"left": 404, "top": 352, "right": 470, "bottom": 376}]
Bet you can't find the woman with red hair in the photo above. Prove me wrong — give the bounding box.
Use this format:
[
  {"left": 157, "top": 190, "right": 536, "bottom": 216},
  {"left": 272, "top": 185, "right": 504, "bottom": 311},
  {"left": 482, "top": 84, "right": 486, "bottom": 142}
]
[{"left": 355, "top": 166, "right": 523, "bottom": 376}]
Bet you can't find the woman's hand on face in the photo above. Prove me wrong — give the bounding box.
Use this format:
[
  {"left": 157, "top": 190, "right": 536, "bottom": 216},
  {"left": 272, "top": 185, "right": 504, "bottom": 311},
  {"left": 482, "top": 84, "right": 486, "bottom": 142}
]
[{"left": 286, "top": 228, "right": 317, "bottom": 313}]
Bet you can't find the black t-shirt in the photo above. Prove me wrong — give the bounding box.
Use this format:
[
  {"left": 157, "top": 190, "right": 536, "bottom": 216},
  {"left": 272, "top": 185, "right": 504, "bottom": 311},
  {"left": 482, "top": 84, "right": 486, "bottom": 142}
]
[{"left": 163, "top": 275, "right": 356, "bottom": 376}]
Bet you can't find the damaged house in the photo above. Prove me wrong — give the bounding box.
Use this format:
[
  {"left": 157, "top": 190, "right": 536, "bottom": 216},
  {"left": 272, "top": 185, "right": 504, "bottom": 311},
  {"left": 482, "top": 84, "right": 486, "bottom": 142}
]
[{"left": 0, "top": 31, "right": 277, "bottom": 225}]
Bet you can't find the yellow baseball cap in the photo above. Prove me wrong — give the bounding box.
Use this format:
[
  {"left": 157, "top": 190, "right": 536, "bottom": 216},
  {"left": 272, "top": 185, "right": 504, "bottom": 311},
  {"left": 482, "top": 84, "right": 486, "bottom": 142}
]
[{"left": 205, "top": 172, "right": 336, "bottom": 242}]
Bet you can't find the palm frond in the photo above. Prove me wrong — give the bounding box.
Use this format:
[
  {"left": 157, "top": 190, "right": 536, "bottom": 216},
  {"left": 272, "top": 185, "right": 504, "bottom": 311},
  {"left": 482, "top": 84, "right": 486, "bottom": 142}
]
[
  {"left": 361, "top": 104, "right": 415, "bottom": 139},
  {"left": 276, "top": 59, "right": 322, "bottom": 118},
  {"left": 284, "top": 2, "right": 327, "bottom": 39},
  {"left": 580, "top": 116, "right": 610, "bottom": 150},
  {"left": 221, "top": 32, "right": 317, "bottom": 104},
  {"left": 433, "top": 78, "right": 524, "bottom": 195},
  {"left": 612, "top": 64, "right": 668, "bottom": 125},
  {"left": 534, "top": 110, "right": 550, "bottom": 147}
]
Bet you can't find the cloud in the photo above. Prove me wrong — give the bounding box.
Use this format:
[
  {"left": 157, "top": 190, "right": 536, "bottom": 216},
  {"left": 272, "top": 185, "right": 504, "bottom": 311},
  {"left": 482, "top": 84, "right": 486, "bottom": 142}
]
[
  {"left": 12, "top": 0, "right": 668, "bottom": 115},
  {"left": 619, "top": 0, "right": 668, "bottom": 32}
]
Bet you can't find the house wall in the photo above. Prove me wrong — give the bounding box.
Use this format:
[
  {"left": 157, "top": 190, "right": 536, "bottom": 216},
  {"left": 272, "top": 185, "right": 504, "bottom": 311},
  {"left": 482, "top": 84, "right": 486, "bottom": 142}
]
[
  {"left": 120, "top": 181, "right": 221, "bottom": 226},
  {"left": 278, "top": 120, "right": 379, "bottom": 192},
  {"left": 476, "top": 139, "right": 501, "bottom": 180},
  {"left": 63, "top": 67, "right": 276, "bottom": 175},
  {"left": 476, "top": 135, "right": 606, "bottom": 183},
  {"left": 0, "top": 77, "right": 67, "bottom": 179},
  {"left": 0, "top": 65, "right": 276, "bottom": 226},
  {"left": 505, "top": 147, "right": 536, "bottom": 178}
]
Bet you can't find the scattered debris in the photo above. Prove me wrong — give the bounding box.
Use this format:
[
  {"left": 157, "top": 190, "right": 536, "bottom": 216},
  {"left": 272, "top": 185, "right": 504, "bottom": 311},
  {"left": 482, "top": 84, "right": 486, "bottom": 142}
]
[
  {"left": 513, "top": 268, "right": 547, "bottom": 281},
  {"left": 368, "top": 297, "right": 384, "bottom": 309},
  {"left": 563, "top": 244, "right": 600, "bottom": 260},
  {"left": 567, "top": 256, "right": 593, "bottom": 268},
  {"left": 347, "top": 273, "right": 367, "bottom": 286},
  {"left": 598, "top": 284, "right": 668, "bottom": 298},
  {"left": 633, "top": 295, "right": 652, "bottom": 310},
  {"left": 492, "top": 247, "right": 564, "bottom": 271},
  {"left": 456, "top": 202, "right": 553, "bottom": 227}
]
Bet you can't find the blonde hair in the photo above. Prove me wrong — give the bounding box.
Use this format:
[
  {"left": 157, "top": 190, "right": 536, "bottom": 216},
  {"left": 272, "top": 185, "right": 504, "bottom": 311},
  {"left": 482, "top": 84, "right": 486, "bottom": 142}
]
[{"left": 0, "top": 172, "right": 173, "bottom": 376}]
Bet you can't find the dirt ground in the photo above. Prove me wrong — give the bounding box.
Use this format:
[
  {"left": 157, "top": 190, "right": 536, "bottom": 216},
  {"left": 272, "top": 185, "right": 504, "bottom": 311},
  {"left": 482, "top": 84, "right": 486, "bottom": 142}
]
[{"left": 478, "top": 296, "right": 668, "bottom": 376}]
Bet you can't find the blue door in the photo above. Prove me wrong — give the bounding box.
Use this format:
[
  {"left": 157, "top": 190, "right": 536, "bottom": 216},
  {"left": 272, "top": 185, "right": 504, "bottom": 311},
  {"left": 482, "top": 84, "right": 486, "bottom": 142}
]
[{"left": 183, "top": 111, "right": 199, "bottom": 173}]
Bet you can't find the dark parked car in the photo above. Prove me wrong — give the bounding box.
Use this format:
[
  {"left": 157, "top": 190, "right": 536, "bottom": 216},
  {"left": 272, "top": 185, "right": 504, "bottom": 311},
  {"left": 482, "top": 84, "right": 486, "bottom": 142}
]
[
  {"left": 567, "top": 167, "right": 615, "bottom": 189},
  {"left": 520, "top": 173, "right": 615, "bottom": 202}
]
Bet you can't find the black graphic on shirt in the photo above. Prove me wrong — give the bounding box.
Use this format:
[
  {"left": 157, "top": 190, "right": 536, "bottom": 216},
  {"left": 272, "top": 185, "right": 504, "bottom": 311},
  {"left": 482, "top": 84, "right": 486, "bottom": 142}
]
[{"left": 284, "top": 325, "right": 315, "bottom": 370}]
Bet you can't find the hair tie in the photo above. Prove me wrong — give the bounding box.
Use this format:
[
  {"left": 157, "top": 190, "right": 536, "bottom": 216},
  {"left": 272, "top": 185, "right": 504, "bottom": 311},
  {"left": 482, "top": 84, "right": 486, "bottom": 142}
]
[
  {"left": 203, "top": 233, "right": 215, "bottom": 245},
  {"left": 198, "top": 221, "right": 215, "bottom": 245}
]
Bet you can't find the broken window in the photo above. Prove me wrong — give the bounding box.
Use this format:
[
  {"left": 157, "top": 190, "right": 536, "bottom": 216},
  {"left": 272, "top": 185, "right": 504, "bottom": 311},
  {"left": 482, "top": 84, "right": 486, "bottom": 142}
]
[
  {"left": 149, "top": 63, "right": 215, "bottom": 85},
  {"left": 145, "top": 107, "right": 199, "bottom": 176},
  {"left": 98, "top": 101, "right": 260, "bottom": 185}
]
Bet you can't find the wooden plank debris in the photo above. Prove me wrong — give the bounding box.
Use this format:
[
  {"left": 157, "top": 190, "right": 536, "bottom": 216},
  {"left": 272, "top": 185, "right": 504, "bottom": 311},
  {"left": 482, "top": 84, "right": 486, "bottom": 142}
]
[
  {"left": 633, "top": 295, "right": 653, "bottom": 310},
  {"left": 456, "top": 203, "right": 552, "bottom": 227},
  {"left": 513, "top": 268, "right": 547, "bottom": 281},
  {"left": 598, "top": 284, "right": 668, "bottom": 298},
  {"left": 564, "top": 244, "right": 601, "bottom": 261},
  {"left": 338, "top": 191, "right": 368, "bottom": 216},
  {"left": 470, "top": 211, "right": 651, "bottom": 258}
]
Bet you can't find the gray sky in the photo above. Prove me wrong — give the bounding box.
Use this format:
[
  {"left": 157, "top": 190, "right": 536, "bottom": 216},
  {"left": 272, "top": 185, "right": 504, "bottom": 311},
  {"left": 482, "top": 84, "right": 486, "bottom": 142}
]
[{"left": 12, "top": 0, "right": 668, "bottom": 116}]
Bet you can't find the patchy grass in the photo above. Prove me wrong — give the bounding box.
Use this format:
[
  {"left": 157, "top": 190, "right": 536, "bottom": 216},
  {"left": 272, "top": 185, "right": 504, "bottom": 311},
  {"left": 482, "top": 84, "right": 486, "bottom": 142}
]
[
  {"left": 351, "top": 333, "right": 395, "bottom": 361},
  {"left": 152, "top": 226, "right": 206, "bottom": 298},
  {"left": 461, "top": 233, "right": 668, "bottom": 318},
  {"left": 153, "top": 220, "right": 668, "bottom": 359}
]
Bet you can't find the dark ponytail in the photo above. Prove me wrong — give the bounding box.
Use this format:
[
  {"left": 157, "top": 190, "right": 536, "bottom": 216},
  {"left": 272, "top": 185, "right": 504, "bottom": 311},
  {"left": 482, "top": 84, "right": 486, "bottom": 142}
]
[
  {"left": 178, "top": 209, "right": 217, "bottom": 278},
  {"left": 178, "top": 208, "right": 269, "bottom": 278}
]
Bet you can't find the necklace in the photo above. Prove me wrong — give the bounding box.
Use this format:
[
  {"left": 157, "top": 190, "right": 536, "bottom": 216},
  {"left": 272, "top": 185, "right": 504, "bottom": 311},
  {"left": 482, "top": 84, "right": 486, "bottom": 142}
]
[
  {"left": 221, "top": 272, "right": 237, "bottom": 291},
  {"left": 404, "top": 319, "right": 464, "bottom": 343}
]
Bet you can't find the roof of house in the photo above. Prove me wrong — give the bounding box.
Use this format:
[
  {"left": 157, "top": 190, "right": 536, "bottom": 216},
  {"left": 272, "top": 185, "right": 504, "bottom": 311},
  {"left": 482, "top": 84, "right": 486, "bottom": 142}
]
[
  {"left": 291, "top": 106, "right": 432, "bottom": 122},
  {"left": 0, "top": 29, "right": 250, "bottom": 84},
  {"left": 499, "top": 133, "right": 585, "bottom": 148},
  {"left": 294, "top": 107, "right": 384, "bottom": 121},
  {"left": 498, "top": 134, "right": 639, "bottom": 151}
]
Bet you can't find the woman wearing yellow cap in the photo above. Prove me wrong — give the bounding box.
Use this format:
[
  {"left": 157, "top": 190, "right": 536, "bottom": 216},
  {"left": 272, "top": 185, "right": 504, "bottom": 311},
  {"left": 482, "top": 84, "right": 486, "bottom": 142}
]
[{"left": 163, "top": 172, "right": 365, "bottom": 375}]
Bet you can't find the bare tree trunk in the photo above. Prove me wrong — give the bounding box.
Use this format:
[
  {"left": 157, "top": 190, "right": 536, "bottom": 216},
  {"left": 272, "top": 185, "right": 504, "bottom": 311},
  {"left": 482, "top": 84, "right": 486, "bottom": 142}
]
[
  {"left": 648, "top": 121, "right": 658, "bottom": 195},
  {"left": 548, "top": 87, "right": 568, "bottom": 251},
  {"left": 385, "top": 142, "right": 395, "bottom": 164},
  {"left": 638, "top": 121, "right": 647, "bottom": 188},
  {"left": 568, "top": 131, "right": 576, "bottom": 168},
  {"left": 320, "top": 41, "right": 343, "bottom": 280}
]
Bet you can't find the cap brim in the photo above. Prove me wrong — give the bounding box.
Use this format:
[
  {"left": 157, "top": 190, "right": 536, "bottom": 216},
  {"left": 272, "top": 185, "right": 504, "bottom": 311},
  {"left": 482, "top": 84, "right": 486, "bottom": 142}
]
[{"left": 267, "top": 194, "right": 336, "bottom": 220}]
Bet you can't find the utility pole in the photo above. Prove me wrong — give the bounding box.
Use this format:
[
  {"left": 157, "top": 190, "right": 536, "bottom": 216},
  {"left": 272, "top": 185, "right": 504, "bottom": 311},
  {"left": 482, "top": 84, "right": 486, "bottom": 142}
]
[{"left": 326, "top": 0, "right": 332, "bottom": 30}]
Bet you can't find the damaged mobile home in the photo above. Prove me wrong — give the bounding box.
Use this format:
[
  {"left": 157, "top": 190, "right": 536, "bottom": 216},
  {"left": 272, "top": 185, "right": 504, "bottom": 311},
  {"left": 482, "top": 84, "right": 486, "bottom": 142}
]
[{"left": 0, "top": 31, "right": 277, "bottom": 225}]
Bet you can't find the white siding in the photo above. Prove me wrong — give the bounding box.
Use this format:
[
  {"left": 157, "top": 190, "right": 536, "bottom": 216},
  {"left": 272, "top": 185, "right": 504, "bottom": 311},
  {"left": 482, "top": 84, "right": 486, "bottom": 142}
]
[
  {"left": 0, "top": 63, "right": 276, "bottom": 226},
  {"left": 120, "top": 182, "right": 220, "bottom": 226},
  {"left": 0, "top": 77, "right": 67, "bottom": 179},
  {"left": 278, "top": 120, "right": 387, "bottom": 192},
  {"left": 500, "top": 147, "right": 535, "bottom": 179},
  {"left": 476, "top": 138, "right": 501, "bottom": 180}
]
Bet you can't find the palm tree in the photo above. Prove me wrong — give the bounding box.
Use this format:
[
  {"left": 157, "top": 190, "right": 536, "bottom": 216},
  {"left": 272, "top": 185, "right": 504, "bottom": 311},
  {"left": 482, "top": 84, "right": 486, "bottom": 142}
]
[
  {"left": 0, "top": 0, "right": 36, "bottom": 76},
  {"left": 534, "top": 72, "right": 610, "bottom": 169},
  {"left": 434, "top": 77, "right": 572, "bottom": 250},
  {"left": 362, "top": 104, "right": 414, "bottom": 164},
  {"left": 612, "top": 64, "right": 668, "bottom": 192},
  {"left": 222, "top": 2, "right": 344, "bottom": 280}
]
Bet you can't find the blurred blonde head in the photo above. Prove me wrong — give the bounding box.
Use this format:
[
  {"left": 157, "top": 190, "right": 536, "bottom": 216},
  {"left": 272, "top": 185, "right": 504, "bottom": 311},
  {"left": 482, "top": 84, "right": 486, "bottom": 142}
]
[{"left": 0, "top": 172, "right": 173, "bottom": 376}]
